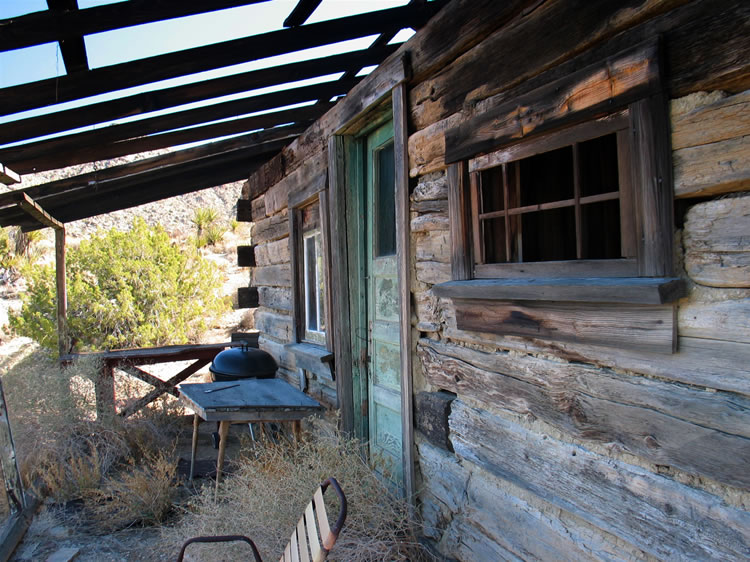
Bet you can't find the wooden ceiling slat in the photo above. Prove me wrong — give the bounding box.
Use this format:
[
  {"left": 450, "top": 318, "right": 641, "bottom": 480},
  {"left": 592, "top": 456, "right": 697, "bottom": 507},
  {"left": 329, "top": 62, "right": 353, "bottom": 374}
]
[
  {"left": 284, "top": 0, "right": 323, "bottom": 27},
  {"left": 0, "top": 46, "right": 396, "bottom": 146},
  {"left": 0, "top": 3, "right": 436, "bottom": 116},
  {"left": 46, "top": 0, "right": 89, "bottom": 73},
  {"left": 0, "top": 0, "right": 270, "bottom": 53},
  {"left": 0, "top": 80, "right": 356, "bottom": 174},
  {"left": 0, "top": 136, "right": 291, "bottom": 229},
  {"left": 0, "top": 129, "right": 299, "bottom": 211}
]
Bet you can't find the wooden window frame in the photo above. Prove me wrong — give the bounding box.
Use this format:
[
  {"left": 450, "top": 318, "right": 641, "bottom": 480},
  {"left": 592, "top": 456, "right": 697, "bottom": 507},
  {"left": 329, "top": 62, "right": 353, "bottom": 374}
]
[
  {"left": 441, "top": 39, "right": 681, "bottom": 305},
  {"left": 437, "top": 40, "right": 685, "bottom": 353},
  {"left": 468, "top": 112, "right": 635, "bottom": 279},
  {"left": 286, "top": 180, "right": 335, "bottom": 380}
]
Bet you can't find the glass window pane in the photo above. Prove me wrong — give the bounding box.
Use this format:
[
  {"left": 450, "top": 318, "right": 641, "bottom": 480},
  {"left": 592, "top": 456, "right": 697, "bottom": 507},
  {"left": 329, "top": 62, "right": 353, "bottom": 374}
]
[
  {"left": 375, "top": 141, "right": 396, "bottom": 257},
  {"left": 304, "top": 234, "right": 318, "bottom": 332}
]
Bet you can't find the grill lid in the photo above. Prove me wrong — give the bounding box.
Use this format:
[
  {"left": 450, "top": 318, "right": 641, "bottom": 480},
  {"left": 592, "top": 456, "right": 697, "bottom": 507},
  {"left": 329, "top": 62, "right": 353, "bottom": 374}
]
[{"left": 209, "top": 343, "right": 277, "bottom": 379}]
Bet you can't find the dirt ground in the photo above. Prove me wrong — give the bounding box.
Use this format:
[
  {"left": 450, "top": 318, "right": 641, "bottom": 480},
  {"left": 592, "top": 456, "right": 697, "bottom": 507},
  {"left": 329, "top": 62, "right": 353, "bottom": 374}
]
[{"left": 11, "top": 416, "right": 254, "bottom": 562}]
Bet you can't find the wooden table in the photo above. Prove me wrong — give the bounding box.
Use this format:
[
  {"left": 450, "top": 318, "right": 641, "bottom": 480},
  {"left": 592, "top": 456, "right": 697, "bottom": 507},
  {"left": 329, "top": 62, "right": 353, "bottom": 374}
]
[{"left": 178, "top": 378, "right": 323, "bottom": 496}]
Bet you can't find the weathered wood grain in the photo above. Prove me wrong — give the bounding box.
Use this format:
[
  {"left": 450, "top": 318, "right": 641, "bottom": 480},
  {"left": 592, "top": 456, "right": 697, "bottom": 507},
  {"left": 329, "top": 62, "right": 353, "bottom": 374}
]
[
  {"left": 410, "top": 213, "right": 449, "bottom": 233},
  {"left": 433, "top": 277, "right": 687, "bottom": 305},
  {"left": 408, "top": 113, "right": 463, "bottom": 177},
  {"left": 411, "top": 172, "right": 447, "bottom": 201},
  {"left": 264, "top": 151, "right": 328, "bottom": 216},
  {"left": 683, "top": 195, "right": 750, "bottom": 287},
  {"left": 671, "top": 90, "right": 750, "bottom": 151},
  {"left": 410, "top": 0, "right": 750, "bottom": 133},
  {"left": 253, "top": 238, "right": 290, "bottom": 267},
  {"left": 679, "top": 298, "right": 750, "bottom": 344},
  {"left": 251, "top": 211, "right": 289, "bottom": 244},
  {"left": 258, "top": 286, "right": 293, "bottom": 312},
  {"left": 410, "top": 199, "right": 448, "bottom": 214},
  {"left": 253, "top": 309, "right": 293, "bottom": 342},
  {"left": 444, "top": 40, "right": 661, "bottom": 164},
  {"left": 251, "top": 196, "right": 266, "bottom": 221},
  {"left": 419, "top": 339, "right": 750, "bottom": 484},
  {"left": 442, "top": 312, "right": 750, "bottom": 397},
  {"left": 449, "top": 400, "right": 750, "bottom": 560},
  {"left": 447, "top": 162, "right": 472, "bottom": 281},
  {"left": 416, "top": 261, "right": 451, "bottom": 285},
  {"left": 415, "top": 231, "right": 450, "bottom": 263},
  {"left": 674, "top": 135, "right": 750, "bottom": 198},
  {"left": 252, "top": 264, "right": 292, "bottom": 288},
  {"left": 453, "top": 300, "right": 676, "bottom": 353}
]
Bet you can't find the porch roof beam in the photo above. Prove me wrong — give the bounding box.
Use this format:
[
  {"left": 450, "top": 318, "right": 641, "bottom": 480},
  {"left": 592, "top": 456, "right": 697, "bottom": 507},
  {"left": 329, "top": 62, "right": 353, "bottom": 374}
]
[
  {"left": 46, "top": 0, "right": 89, "bottom": 74},
  {"left": 0, "top": 0, "right": 270, "bottom": 53},
  {"left": 0, "top": 3, "right": 438, "bottom": 116},
  {"left": 16, "top": 193, "right": 63, "bottom": 230},
  {"left": 0, "top": 46, "right": 396, "bottom": 147}
]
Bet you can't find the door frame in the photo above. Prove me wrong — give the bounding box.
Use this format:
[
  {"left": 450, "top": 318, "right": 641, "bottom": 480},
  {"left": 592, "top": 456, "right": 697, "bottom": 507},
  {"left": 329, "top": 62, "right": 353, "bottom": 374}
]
[{"left": 327, "top": 84, "right": 414, "bottom": 499}]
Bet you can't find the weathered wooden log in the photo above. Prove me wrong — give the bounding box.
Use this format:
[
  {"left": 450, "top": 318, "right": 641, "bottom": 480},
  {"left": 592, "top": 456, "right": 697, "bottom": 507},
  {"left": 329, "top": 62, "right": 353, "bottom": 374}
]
[
  {"left": 453, "top": 299, "right": 676, "bottom": 353},
  {"left": 416, "top": 261, "right": 451, "bottom": 285},
  {"left": 411, "top": 199, "right": 448, "bottom": 214},
  {"left": 684, "top": 195, "right": 750, "bottom": 287},
  {"left": 264, "top": 151, "right": 327, "bottom": 216},
  {"left": 674, "top": 136, "right": 750, "bottom": 198},
  {"left": 258, "top": 286, "right": 293, "bottom": 312},
  {"left": 254, "top": 238, "right": 290, "bottom": 267},
  {"left": 678, "top": 297, "right": 750, "bottom": 344},
  {"left": 671, "top": 90, "right": 750, "bottom": 151},
  {"left": 410, "top": 213, "right": 449, "bottom": 233},
  {"left": 410, "top": 0, "right": 750, "bottom": 133},
  {"left": 251, "top": 196, "right": 266, "bottom": 221},
  {"left": 411, "top": 171, "right": 448, "bottom": 201},
  {"left": 424, "top": 332, "right": 750, "bottom": 438},
  {"left": 417, "top": 441, "right": 650, "bottom": 561},
  {"left": 253, "top": 309, "right": 293, "bottom": 342},
  {"left": 449, "top": 400, "right": 750, "bottom": 560},
  {"left": 252, "top": 264, "right": 292, "bottom": 288},
  {"left": 251, "top": 211, "right": 289, "bottom": 243},
  {"left": 452, "top": 319, "right": 750, "bottom": 398},
  {"left": 415, "top": 230, "right": 450, "bottom": 263},
  {"left": 418, "top": 338, "right": 750, "bottom": 489}
]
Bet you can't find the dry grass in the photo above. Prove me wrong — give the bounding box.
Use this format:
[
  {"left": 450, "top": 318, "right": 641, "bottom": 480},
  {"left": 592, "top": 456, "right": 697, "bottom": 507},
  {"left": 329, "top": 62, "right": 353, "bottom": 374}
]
[
  {"left": 1, "top": 347, "right": 183, "bottom": 529},
  {"left": 162, "top": 422, "right": 426, "bottom": 561}
]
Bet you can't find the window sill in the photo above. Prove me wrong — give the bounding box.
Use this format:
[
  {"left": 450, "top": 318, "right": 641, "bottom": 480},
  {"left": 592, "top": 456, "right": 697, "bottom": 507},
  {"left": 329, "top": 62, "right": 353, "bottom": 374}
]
[
  {"left": 284, "top": 342, "right": 335, "bottom": 381},
  {"left": 432, "top": 277, "right": 686, "bottom": 305}
]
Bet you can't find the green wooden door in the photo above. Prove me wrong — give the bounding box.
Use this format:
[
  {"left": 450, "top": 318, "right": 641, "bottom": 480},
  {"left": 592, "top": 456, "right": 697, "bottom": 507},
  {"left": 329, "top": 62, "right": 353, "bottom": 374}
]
[{"left": 364, "top": 121, "right": 403, "bottom": 484}]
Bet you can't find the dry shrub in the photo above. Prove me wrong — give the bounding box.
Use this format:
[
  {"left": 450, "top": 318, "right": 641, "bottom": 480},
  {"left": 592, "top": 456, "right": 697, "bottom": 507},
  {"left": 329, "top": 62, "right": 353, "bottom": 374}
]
[
  {"left": 163, "top": 422, "right": 426, "bottom": 561},
  {"left": 84, "top": 450, "right": 179, "bottom": 531},
  {"left": 1, "top": 347, "right": 180, "bottom": 508}
]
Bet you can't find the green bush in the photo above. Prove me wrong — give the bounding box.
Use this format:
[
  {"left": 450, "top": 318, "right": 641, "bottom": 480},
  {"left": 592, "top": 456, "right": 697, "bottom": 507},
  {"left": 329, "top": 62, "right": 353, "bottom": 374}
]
[
  {"left": 191, "top": 207, "right": 219, "bottom": 238},
  {"left": 11, "top": 217, "right": 229, "bottom": 352}
]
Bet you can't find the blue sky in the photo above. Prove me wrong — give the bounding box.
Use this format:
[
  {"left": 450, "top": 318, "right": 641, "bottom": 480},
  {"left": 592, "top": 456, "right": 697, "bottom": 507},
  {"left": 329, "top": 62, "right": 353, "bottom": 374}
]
[{"left": 0, "top": 0, "right": 413, "bottom": 139}]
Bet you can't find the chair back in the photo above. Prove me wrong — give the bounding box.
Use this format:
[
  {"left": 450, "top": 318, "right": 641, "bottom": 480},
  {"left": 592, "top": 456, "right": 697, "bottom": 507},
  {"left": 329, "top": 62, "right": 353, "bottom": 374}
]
[{"left": 279, "top": 477, "right": 347, "bottom": 562}]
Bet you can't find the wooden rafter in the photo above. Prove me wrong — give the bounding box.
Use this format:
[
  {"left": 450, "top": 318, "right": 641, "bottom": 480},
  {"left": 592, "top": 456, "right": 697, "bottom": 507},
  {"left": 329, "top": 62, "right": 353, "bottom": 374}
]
[
  {"left": 0, "top": 3, "right": 438, "bottom": 116},
  {"left": 0, "top": 0, "right": 270, "bottom": 53},
  {"left": 0, "top": 128, "right": 297, "bottom": 210},
  {"left": 0, "top": 79, "right": 355, "bottom": 174},
  {"left": 15, "top": 193, "right": 63, "bottom": 230},
  {"left": 0, "top": 163, "right": 19, "bottom": 186},
  {"left": 46, "top": 0, "right": 88, "bottom": 73},
  {"left": 0, "top": 132, "right": 296, "bottom": 230},
  {"left": 0, "top": 46, "right": 396, "bottom": 146},
  {"left": 284, "top": 0, "right": 323, "bottom": 27}
]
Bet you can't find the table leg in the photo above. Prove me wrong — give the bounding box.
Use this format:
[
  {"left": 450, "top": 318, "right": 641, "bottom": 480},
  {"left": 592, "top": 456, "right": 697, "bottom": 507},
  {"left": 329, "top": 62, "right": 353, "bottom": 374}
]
[
  {"left": 190, "top": 414, "right": 200, "bottom": 481},
  {"left": 214, "top": 421, "right": 231, "bottom": 499}
]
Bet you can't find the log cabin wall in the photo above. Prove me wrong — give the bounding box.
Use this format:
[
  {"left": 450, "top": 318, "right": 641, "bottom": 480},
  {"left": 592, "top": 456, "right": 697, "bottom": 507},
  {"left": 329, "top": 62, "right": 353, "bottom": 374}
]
[{"left": 241, "top": 0, "right": 750, "bottom": 559}]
